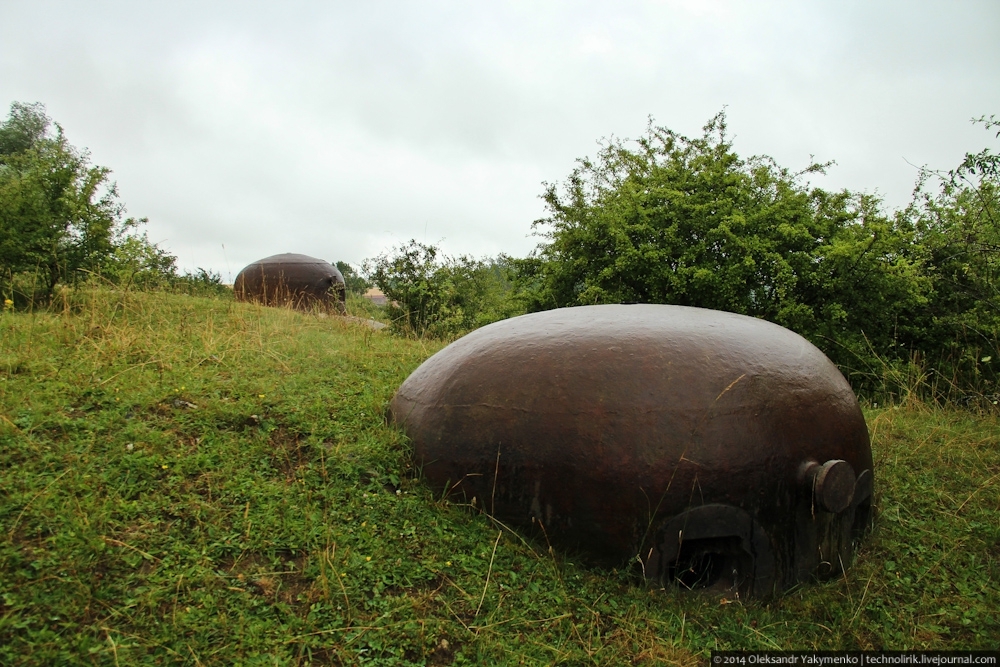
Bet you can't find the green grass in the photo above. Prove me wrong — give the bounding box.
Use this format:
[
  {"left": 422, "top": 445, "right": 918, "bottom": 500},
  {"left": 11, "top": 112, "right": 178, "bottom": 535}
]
[{"left": 1, "top": 289, "right": 997, "bottom": 665}]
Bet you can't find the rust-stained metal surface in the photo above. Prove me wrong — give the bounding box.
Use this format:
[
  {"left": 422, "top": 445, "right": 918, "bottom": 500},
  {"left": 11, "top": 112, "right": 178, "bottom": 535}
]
[
  {"left": 234, "top": 253, "right": 346, "bottom": 313},
  {"left": 388, "top": 304, "right": 874, "bottom": 597}
]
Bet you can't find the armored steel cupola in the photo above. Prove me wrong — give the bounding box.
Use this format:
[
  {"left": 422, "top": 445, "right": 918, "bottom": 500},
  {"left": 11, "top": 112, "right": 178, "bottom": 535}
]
[
  {"left": 388, "top": 304, "right": 874, "bottom": 597},
  {"left": 234, "top": 253, "right": 346, "bottom": 313}
]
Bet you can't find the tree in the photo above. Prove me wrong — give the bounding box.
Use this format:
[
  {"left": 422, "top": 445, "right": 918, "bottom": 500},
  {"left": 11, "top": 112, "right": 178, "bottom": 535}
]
[
  {"left": 900, "top": 115, "right": 1000, "bottom": 395},
  {"left": 526, "top": 112, "right": 931, "bottom": 391},
  {"left": 0, "top": 101, "right": 152, "bottom": 300},
  {"left": 364, "top": 240, "right": 523, "bottom": 337},
  {"left": 335, "top": 261, "right": 371, "bottom": 296},
  {"left": 0, "top": 102, "right": 49, "bottom": 156}
]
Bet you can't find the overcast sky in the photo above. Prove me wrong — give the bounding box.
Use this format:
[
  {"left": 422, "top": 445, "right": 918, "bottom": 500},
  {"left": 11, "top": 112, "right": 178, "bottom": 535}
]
[{"left": 2, "top": 1, "right": 998, "bottom": 279}]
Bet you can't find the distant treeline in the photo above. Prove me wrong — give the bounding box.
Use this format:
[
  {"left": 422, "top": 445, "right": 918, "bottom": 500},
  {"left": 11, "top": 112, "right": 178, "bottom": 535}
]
[{"left": 2, "top": 102, "right": 997, "bottom": 403}]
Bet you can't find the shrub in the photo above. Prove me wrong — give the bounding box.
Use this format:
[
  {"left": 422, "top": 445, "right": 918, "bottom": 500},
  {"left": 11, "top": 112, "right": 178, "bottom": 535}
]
[{"left": 364, "top": 240, "right": 524, "bottom": 337}]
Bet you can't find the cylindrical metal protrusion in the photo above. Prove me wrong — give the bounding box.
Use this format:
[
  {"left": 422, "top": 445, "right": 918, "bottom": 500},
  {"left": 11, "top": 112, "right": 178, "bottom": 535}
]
[{"left": 807, "top": 459, "right": 856, "bottom": 514}]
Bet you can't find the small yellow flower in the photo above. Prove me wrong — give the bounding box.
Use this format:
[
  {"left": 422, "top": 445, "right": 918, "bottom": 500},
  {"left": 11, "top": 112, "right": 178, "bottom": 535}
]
[
  {"left": 3, "top": 299, "right": 12, "bottom": 311},
  {"left": 445, "top": 561, "right": 452, "bottom": 567},
  {"left": 365, "top": 556, "right": 371, "bottom": 561},
  {"left": 161, "top": 464, "right": 168, "bottom": 469},
  {"left": 258, "top": 394, "right": 265, "bottom": 398}
]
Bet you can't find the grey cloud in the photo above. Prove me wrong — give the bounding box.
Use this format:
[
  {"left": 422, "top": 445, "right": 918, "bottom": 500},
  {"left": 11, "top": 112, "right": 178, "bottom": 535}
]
[{"left": 1, "top": 0, "right": 998, "bottom": 273}]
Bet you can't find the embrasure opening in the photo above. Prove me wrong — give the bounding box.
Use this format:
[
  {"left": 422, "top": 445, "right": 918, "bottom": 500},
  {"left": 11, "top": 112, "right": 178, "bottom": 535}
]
[{"left": 668, "top": 535, "right": 749, "bottom": 591}]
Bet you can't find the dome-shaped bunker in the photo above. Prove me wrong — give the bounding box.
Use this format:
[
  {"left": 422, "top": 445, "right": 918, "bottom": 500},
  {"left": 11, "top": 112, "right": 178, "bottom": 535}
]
[
  {"left": 234, "top": 253, "right": 346, "bottom": 313},
  {"left": 389, "top": 304, "right": 873, "bottom": 597}
]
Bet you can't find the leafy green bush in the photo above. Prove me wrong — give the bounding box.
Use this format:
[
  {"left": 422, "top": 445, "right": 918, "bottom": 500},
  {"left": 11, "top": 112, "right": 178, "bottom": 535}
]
[
  {"left": 899, "top": 116, "right": 1000, "bottom": 401},
  {"left": 99, "top": 232, "right": 179, "bottom": 289},
  {"left": 336, "top": 261, "right": 372, "bottom": 296},
  {"left": 523, "top": 111, "right": 998, "bottom": 403},
  {"left": 168, "top": 267, "right": 233, "bottom": 298},
  {"left": 364, "top": 240, "right": 524, "bottom": 338}
]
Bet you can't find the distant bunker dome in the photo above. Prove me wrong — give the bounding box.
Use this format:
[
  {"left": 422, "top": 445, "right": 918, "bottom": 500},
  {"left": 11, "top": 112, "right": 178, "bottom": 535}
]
[
  {"left": 389, "top": 304, "right": 874, "bottom": 598},
  {"left": 234, "top": 253, "right": 346, "bottom": 313}
]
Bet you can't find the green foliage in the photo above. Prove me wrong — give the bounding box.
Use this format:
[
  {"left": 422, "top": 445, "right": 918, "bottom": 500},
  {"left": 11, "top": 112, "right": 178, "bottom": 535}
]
[
  {"left": 170, "top": 267, "right": 233, "bottom": 298},
  {"left": 336, "top": 260, "right": 372, "bottom": 296},
  {"left": 529, "top": 112, "right": 826, "bottom": 315},
  {"left": 0, "top": 290, "right": 997, "bottom": 663},
  {"left": 0, "top": 102, "right": 49, "bottom": 156},
  {"left": 99, "top": 232, "right": 179, "bottom": 289},
  {"left": 95, "top": 229, "right": 227, "bottom": 297},
  {"left": 364, "top": 240, "right": 523, "bottom": 338},
  {"left": 895, "top": 116, "right": 1000, "bottom": 399},
  {"left": 364, "top": 240, "right": 445, "bottom": 334},
  {"left": 0, "top": 102, "right": 174, "bottom": 303},
  {"left": 525, "top": 111, "right": 998, "bottom": 401}
]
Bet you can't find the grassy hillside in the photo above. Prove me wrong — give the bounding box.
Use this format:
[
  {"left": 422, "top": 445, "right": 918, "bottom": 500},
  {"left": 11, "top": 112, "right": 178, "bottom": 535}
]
[{"left": 1, "top": 289, "right": 997, "bottom": 665}]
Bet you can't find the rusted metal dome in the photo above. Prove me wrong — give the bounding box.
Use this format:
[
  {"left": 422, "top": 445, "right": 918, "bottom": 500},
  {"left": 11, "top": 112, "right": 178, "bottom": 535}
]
[
  {"left": 234, "top": 253, "right": 346, "bottom": 313},
  {"left": 389, "top": 304, "right": 874, "bottom": 598}
]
